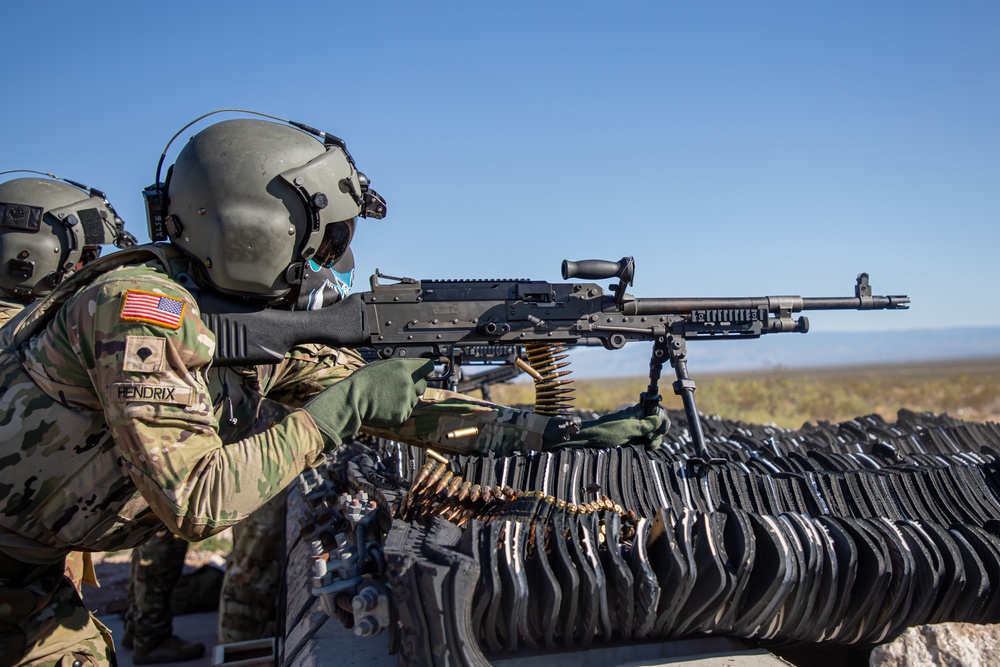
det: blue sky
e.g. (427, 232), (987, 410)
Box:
(5, 1), (999, 336)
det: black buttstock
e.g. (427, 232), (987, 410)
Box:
(201, 293), (368, 366)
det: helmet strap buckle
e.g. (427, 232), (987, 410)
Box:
(285, 261), (305, 286)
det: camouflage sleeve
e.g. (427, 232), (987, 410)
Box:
(262, 344), (365, 408)
(361, 387), (551, 454)
(64, 271), (328, 539)
(264, 347), (548, 455)
(0, 296), (26, 328)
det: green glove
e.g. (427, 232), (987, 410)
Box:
(542, 404), (668, 450)
(302, 358), (435, 447)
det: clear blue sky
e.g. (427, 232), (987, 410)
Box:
(5, 1), (998, 335)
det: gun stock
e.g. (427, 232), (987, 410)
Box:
(199, 292), (368, 365)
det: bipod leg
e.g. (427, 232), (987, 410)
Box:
(638, 336), (666, 418)
(666, 335), (724, 467)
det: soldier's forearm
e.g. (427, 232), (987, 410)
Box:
(360, 388), (550, 455)
(138, 410), (326, 538)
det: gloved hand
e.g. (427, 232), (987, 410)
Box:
(302, 358), (435, 447)
(542, 404), (668, 450)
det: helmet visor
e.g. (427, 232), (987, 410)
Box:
(314, 219), (354, 266)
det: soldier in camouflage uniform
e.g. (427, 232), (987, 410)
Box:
(0, 114), (665, 667)
(0, 298), (23, 326)
(122, 529), (195, 662)
(123, 256), (357, 662)
(215, 254), (358, 647)
(0, 172), (135, 646)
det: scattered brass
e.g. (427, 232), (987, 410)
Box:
(425, 449), (450, 464)
(446, 426), (480, 439)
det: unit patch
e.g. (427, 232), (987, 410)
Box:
(108, 382), (193, 406)
(124, 335), (166, 373)
(120, 290), (186, 329)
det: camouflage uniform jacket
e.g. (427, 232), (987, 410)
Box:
(0, 293), (29, 328)
(0, 246), (549, 566)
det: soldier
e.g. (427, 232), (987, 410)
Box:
(216, 254), (356, 648)
(0, 170), (135, 326)
(122, 257), (356, 664)
(121, 529), (199, 664)
(0, 170), (135, 626)
(0, 113), (665, 667)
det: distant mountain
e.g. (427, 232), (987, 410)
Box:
(559, 327), (1000, 379)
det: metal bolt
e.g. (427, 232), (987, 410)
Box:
(354, 617), (377, 637)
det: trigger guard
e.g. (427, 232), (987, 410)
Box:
(428, 358), (452, 382)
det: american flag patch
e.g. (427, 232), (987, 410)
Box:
(120, 290), (186, 329)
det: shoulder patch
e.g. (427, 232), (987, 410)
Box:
(120, 290), (186, 330)
(124, 335), (166, 373)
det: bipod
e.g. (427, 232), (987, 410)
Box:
(640, 334), (724, 469)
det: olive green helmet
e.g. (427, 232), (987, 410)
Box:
(0, 172), (135, 298)
(151, 114), (385, 298)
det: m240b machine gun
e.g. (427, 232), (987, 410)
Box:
(359, 343), (529, 400)
(198, 257), (909, 458)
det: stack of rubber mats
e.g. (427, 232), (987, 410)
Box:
(317, 411), (1000, 665)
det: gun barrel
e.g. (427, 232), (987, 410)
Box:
(624, 294), (909, 316)
(800, 295), (910, 310)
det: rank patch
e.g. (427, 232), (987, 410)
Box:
(120, 290), (186, 329)
(124, 335), (166, 373)
(107, 383), (194, 406)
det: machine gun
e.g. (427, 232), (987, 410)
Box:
(198, 257), (909, 460)
(359, 343), (528, 400)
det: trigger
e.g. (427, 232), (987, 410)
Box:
(429, 358), (452, 382)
